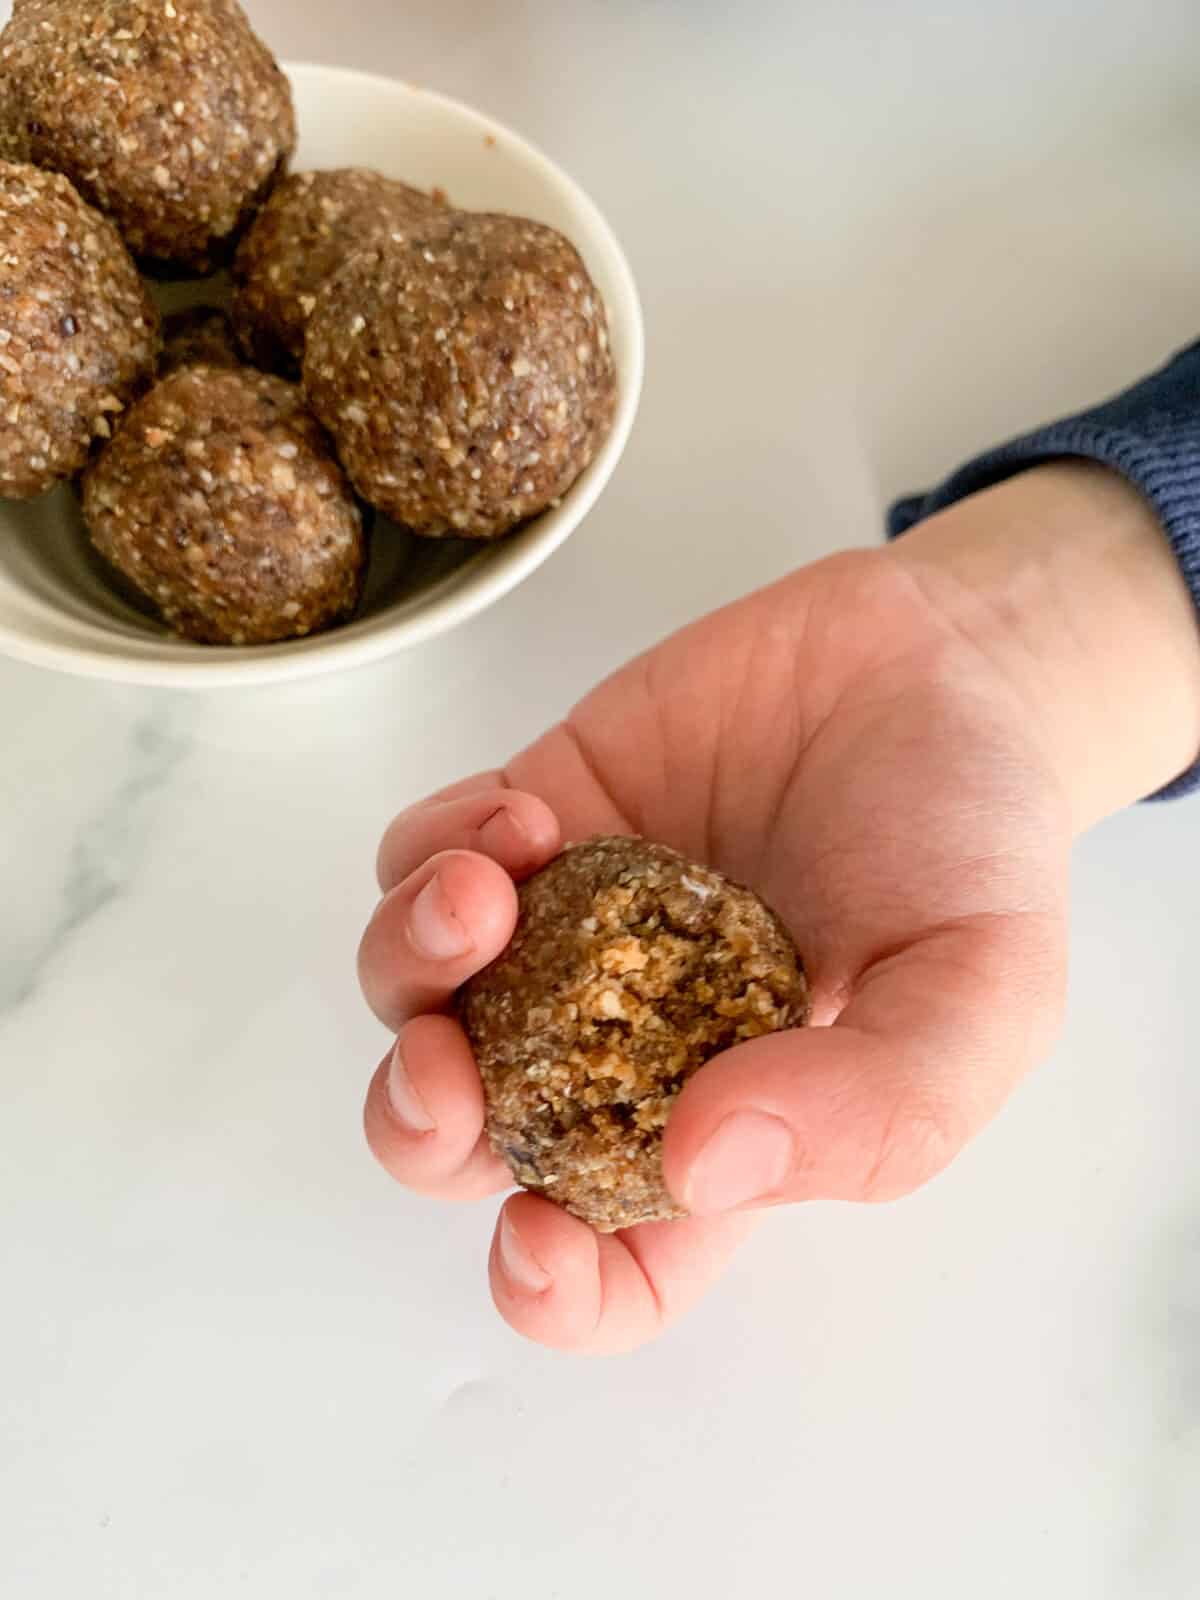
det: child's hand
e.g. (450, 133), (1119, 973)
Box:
(358, 462), (1200, 1352)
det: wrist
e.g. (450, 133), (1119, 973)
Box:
(888, 461), (1200, 831)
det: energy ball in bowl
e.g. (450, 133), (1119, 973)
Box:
(232, 168), (440, 376)
(0, 162), (158, 500)
(158, 306), (241, 376)
(0, 0), (296, 273)
(81, 366), (365, 645)
(304, 211), (617, 538)
(459, 837), (809, 1231)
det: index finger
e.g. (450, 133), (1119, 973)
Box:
(377, 786), (560, 895)
(358, 849), (519, 1032)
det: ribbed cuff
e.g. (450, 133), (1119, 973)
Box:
(888, 341), (1200, 800)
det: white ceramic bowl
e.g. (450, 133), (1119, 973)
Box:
(0, 63), (643, 688)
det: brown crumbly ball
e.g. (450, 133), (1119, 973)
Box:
(459, 838), (809, 1231)
(0, 0), (296, 272)
(159, 306), (240, 375)
(231, 168), (440, 376)
(81, 365), (366, 644)
(303, 211), (617, 539)
(0, 161), (158, 499)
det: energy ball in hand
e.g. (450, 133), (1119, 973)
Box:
(304, 210), (617, 538)
(158, 306), (241, 377)
(232, 168), (440, 376)
(459, 837), (809, 1231)
(0, 162), (158, 499)
(0, 0), (296, 272)
(82, 366), (365, 645)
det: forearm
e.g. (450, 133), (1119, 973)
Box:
(889, 462), (1200, 832)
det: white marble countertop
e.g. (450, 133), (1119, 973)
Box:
(2, 1), (1198, 1595)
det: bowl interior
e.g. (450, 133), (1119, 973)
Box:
(0, 62), (642, 686)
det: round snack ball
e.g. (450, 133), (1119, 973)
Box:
(159, 306), (241, 376)
(0, 161), (158, 499)
(459, 837), (810, 1231)
(0, 0), (296, 272)
(81, 366), (366, 645)
(232, 168), (440, 376)
(303, 211), (617, 539)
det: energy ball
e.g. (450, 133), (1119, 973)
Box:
(303, 210), (617, 538)
(459, 837), (810, 1231)
(81, 365), (366, 645)
(0, 0), (296, 272)
(159, 306), (241, 375)
(0, 161), (158, 499)
(232, 168), (440, 376)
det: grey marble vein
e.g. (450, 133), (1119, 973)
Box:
(0, 704), (189, 1016)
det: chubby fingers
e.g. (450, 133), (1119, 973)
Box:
(362, 787), (562, 1032)
(360, 789), (563, 1197)
(358, 848), (522, 1032)
(376, 787), (560, 894)
(363, 1013), (511, 1201)
(488, 1192), (757, 1355)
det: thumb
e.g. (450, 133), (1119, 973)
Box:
(661, 911), (1066, 1214)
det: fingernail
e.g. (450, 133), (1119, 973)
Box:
(497, 1212), (552, 1296)
(385, 1042), (436, 1134)
(477, 805), (531, 861)
(409, 872), (473, 961)
(684, 1110), (795, 1215)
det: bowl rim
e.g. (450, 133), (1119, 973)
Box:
(0, 61), (645, 690)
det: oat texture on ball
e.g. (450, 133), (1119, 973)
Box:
(0, 161), (158, 499)
(460, 838), (809, 1231)
(232, 168), (440, 376)
(304, 210), (617, 539)
(0, 0), (296, 272)
(82, 366), (365, 645)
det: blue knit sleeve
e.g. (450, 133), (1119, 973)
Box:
(888, 341), (1200, 800)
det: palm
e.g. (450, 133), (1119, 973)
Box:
(513, 549), (1067, 1051)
